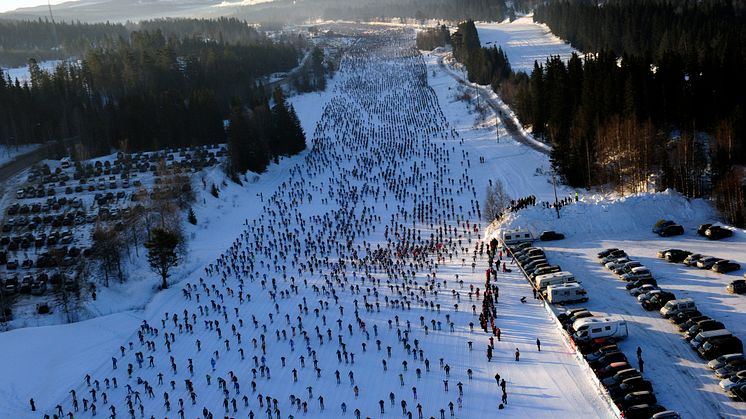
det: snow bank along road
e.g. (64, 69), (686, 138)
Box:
(10, 30), (615, 418)
(501, 192), (746, 418)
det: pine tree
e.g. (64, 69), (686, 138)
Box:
(144, 228), (180, 290)
(187, 207), (197, 225)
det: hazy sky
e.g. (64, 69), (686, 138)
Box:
(0, 0), (78, 13)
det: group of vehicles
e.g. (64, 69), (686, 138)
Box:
(601, 247), (746, 401)
(598, 248), (676, 312)
(656, 248), (744, 293)
(505, 233), (588, 305)
(555, 309), (676, 418)
(653, 220), (734, 240)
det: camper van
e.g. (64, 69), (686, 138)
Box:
(659, 298), (697, 318)
(546, 283), (588, 304)
(572, 317), (628, 342)
(500, 229), (533, 246)
(535, 271), (577, 292)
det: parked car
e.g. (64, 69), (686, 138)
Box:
(684, 320), (725, 341)
(727, 280), (746, 294)
(706, 225), (734, 240)
(712, 260), (741, 274)
(696, 256), (724, 269)
(598, 248), (620, 259)
(659, 224), (684, 237)
(589, 351), (628, 370)
(625, 277), (657, 291)
(719, 370), (746, 392)
(619, 391), (657, 410)
(621, 267), (654, 282)
(697, 223), (713, 236)
(665, 249), (692, 263)
(622, 404), (667, 419)
(613, 261), (643, 276)
(605, 257), (631, 271)
(594, 361), (631, 379)
(608, 376), (653, 399)
(678, 315), (711, 332)
(683, 253), (706, 267)
(651, 411), (681, 419)
(630, 284), (659, 297)
(539, 231), (565, 241)
(585, 344), (620, 363)
(715, 359), (746, 379)
(601, 251), (628, 265)
(652, 220), (676, 234)
(709, 353), (744, 371)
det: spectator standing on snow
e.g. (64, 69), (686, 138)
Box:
(536, 339), (541, 351)
(514, 348), (520, 361)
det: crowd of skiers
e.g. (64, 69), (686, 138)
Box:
(29, 31), (539, 419)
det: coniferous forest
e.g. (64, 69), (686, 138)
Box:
(0, 18), (313, 174)
(445, 2), (746, 226)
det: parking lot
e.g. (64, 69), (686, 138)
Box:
(0, 145), (226, 323)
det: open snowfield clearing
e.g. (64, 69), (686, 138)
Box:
(0, 29), (614, 419)
(475, 15), (579, 73)
(499, 192), (746, 417)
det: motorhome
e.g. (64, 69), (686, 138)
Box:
(535, 271), (577, 292)
(572, 317), (628, 342)
(500, 229), (533, 246)
(546, 283), (588, 304)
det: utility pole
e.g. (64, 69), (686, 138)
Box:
(495, 113), (500, 143)
(48, 0), (59, 49)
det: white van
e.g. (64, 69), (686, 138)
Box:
(500, 229), (533, 246)
(535, 271), (576, 292)
(572, 317), (628, 342)
(659, 298), (697, 318)
(547, 283), (588, 304)
(690, 329), (732, 349)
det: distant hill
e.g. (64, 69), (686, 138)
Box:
(0, 0), (254, 23)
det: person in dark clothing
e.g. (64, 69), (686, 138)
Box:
(536, 338), (541, 351)
(514, 348), (520, 361)
(638, 357), (644, 373)
(29, 398), (36, 411)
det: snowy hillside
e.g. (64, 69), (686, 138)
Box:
(476, 15), (579, 73)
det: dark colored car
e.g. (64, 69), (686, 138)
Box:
(697, 223), (713, 236)
(626, 277), (657, 290)
(622, 404), (667, 419)
(653, 220), (676, 234)
(670, 310), (703, 326)
(705, 225), (734, 240)
(597, 248), (620, 259)
(595, 361), (630, 379)
(609, 377), (653, 400)
(665, 249), (691, 263)
(727, 280), (746, 294)
(589, 351), (628, 370)
(539, 231), (565, 241)
(712, 260), (741, 274)
(642, 291), (676, 311)
(659, 224), (684, 237)
(677, 315), (711, 332)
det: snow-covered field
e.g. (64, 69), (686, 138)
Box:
(0, 30), (616, 419)
(475, 15), (579, 73)
(497, 192), (746, 417)
(1, 60), (65, 85)
(0, 143), (40, 167)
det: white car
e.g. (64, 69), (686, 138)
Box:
(621, 267), (653, 282)
(719, 371), (746, 391)
(630, 284), (658, 297)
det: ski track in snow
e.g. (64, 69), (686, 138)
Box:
(0, 30), (616, 419)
